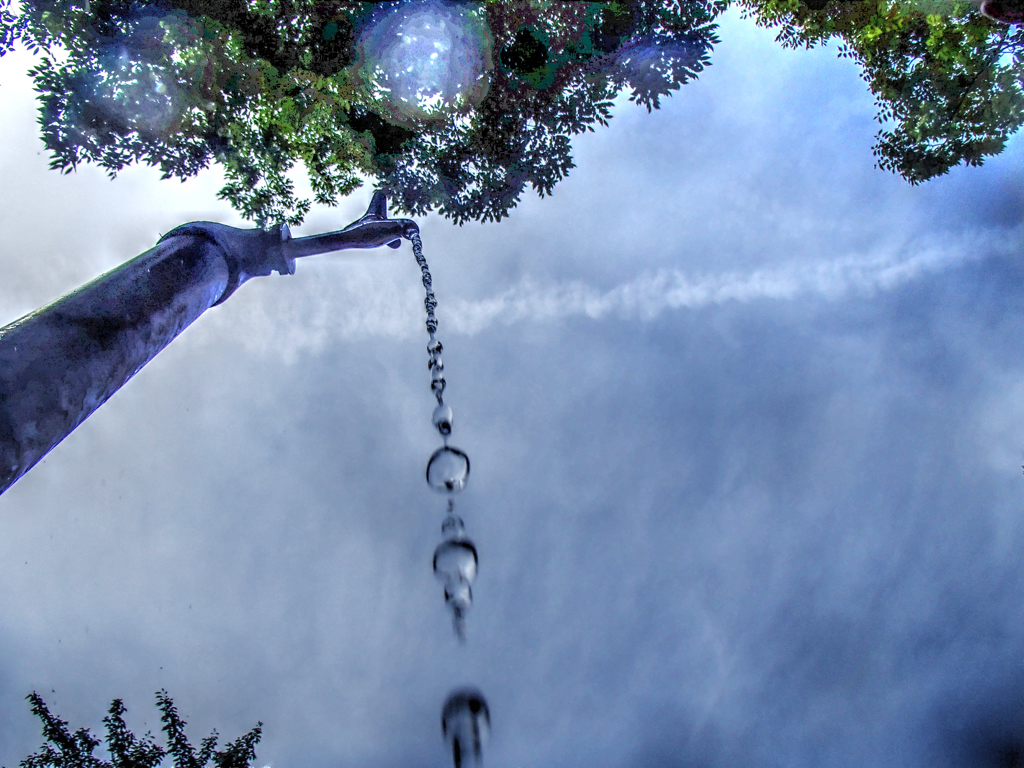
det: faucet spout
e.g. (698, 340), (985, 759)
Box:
(284, 191), (419, 259)
(157, 191), (420, 305)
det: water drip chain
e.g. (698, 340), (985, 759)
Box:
(408, 231), (488, 747)
(410, 231), (476, 642)
(412, 232), (445, 405)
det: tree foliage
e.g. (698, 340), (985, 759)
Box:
(380, 0), (724, 221)
(0, 0), (723, 226)
(0, 0), (18, 56)
(1, 0), (1020, 223)
(16, 691), (262, 768)
(738, 0), (1024, 182)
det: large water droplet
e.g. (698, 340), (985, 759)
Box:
(433, 403), (453, 436)
(434, 536), (477, 639)
(427, 447), (469, 492)
(442, 688), (490, 768)
(434, 539), (478, 584)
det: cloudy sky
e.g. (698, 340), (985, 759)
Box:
(1, 7), (1024, 768)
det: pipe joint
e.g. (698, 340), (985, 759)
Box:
(158, 222), (293, 305)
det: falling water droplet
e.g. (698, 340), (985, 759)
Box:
(434, 539), (478, 583)
(433, 403), (453, 436)
(442, 688), (490, 768)
(441, 513), (464, 539)
(434, 536), (477, 639)
(427, 446), (469, 492)
(446, 583), (472, 639)
(431, 367), (446, 395)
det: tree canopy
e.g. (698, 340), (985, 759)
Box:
(0, 0), (723, 226)
(0, 0), (1021, 226)
(17, 691), (261, 768)
(738, 0), (1024, 182)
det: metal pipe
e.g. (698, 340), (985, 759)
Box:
(0, 193), (417, 495)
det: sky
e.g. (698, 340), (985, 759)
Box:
(1, 7), (1024, 768)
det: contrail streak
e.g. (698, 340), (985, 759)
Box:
(444, 229), (1010, 335)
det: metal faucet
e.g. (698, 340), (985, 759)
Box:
(161, 191), (418, 304)
(0, 193), (419, 496)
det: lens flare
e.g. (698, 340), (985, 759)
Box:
(352, 0), (493, 129)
